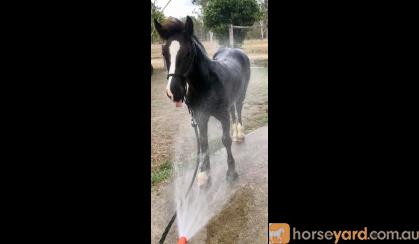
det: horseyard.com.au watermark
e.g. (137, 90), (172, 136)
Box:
(269, 223), (419, 243)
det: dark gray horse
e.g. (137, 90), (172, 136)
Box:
(154, 16), (250, 186)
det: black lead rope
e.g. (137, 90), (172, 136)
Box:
(159, 41), (198, 243)
(158, 213), (176, 244)
(159, 111), (200, 244)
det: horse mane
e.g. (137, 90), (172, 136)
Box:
(192, 35), (208, 56)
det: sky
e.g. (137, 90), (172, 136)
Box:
(154, 0), (200, 19)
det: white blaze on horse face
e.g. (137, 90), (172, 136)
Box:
(166, 40), (180, 99)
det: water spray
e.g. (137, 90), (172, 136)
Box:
(159, 110), (238, 243)
(159, 114), (200, 244)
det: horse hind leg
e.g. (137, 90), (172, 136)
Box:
(236, 100), (245, 142)
(230, 104), (239, 142)
(235, 74), (249, 143)
(236, 73), (250, 142)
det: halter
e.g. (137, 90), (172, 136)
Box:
(166, 40), (197, 81)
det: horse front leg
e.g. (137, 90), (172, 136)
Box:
(218, 111), (239, 183)
(196, 113), (211, 187)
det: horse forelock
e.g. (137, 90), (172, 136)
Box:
(159, 17), (184, 39)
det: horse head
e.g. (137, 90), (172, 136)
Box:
(154, 16), (196, 107)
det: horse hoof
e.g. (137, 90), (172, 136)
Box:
(226, 170), (239, 183)
(232, 136), (239, 142)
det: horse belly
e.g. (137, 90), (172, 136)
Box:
(221, 65), (247, 102)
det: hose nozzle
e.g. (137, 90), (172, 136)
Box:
(177, 236), (187, 244)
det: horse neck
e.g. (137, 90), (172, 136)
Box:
(187, 39), (212, 89)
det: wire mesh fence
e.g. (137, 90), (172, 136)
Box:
(151, 21), (267, 47)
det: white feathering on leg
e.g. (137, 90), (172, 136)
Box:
(237, 123), (245, 140)
(232, 123), (238, 141)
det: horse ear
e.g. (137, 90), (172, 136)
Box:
(184, 16), (194, 38)
(154, 18), (165, 39)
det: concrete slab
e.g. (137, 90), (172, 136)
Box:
(151, 126), (268, 244)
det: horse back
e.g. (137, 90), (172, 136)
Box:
(211, 48), (250, 103)
(213, 48), (250, 75)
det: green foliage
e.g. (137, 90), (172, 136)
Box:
(192, 0), (210, 7)
(180, 16), (207, 41)
(151, 2), (165, 43)
(203, 0), (262, 47)
(151, 160), (172, 186)
(260, 0), (268, 36)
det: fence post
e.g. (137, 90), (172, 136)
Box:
(229, 24), (234, 47)
(260, 20), (264, 39)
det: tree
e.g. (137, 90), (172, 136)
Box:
(192, 0), (210, 7)
(180, 16), (209, 41)
(202, 0), (261, 47)
(260, 0), (268, 38)
(151, 1), (165, 43)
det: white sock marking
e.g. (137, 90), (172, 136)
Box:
(237, 123), (244, 138)
(232, 122), (238, 138)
